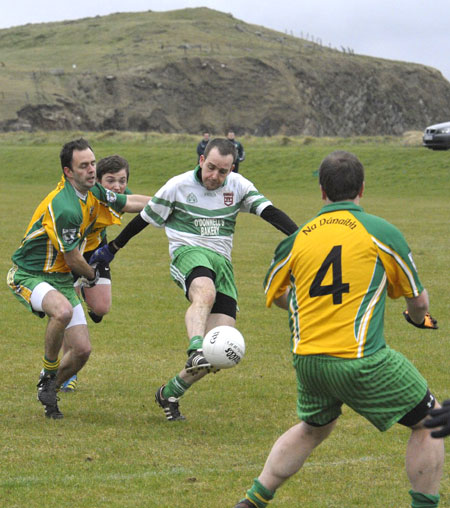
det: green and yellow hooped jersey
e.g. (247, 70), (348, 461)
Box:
(12, 177), (127, 273)
(84, 186), (133, 253)
(264, 202), (423, 358)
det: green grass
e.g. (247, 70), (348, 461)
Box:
(0, 133), (449, 507)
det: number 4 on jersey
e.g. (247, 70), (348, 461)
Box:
(309, 245), (349, 304)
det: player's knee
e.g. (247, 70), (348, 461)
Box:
(51, 303), (73, 327)
(80, 347), (91, 363)
(191, 283), (216, 307)
(186, 268), (217, 307)
(83, 284), (111, 316)
(89, 301), (110, 316)
(200, 288), (216, 307)
(73, 343), (92, 363)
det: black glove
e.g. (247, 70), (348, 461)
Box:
(425, 399), (450, 438)
(403, 310), (438, 329)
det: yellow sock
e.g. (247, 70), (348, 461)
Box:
(42, 355), (60, 375)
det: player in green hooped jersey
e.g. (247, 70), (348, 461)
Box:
(60, 154), (137, 393)
(234, 151), (443, 508)
(89, 137), (298, 421)
(7, 139), (149, 419)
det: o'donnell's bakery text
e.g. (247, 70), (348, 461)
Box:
(195, 218), (225, 236)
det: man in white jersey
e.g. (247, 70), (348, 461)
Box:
(90, 138), (298, 420)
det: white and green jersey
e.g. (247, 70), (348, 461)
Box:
(141, 166), (272, 260)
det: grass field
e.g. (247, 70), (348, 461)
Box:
(0, 132), (448, 507)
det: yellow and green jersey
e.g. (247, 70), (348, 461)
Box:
(84, 187), (132, 252)
(12, 177), (127, 273)
(264, 202), (423, 358)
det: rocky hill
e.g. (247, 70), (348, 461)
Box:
(1, 8), (449, 136)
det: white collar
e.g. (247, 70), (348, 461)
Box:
(74, 188), (88, 201)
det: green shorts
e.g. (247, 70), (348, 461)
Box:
(7, 264), (82, 317)
(169, 245), (238, 302)
(293, 346), (428, 431)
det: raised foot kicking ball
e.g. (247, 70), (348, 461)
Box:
(202, 326), (246, 369)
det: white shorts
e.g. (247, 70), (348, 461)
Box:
(31, 282), (87, 328)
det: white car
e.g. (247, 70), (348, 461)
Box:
(423, 121), (450, 150)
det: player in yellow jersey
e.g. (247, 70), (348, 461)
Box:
(234, 151), (443, 508)
(7, 139), (149, 419)
(60, 154), (136, 392)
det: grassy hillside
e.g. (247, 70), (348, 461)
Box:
(1, 8), (449, 135)
(0, 133), (449, 507)
(0, 8), (323, 119)
(0, 8), (314, 69)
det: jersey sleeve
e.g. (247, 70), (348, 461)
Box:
(365, 216), (423, 299)
(90, 183), (127, 212)
(237, 176), (272, 215)
(140, 179), (176, 227)
(263, 233), (297, 307)
(46, 199), (83, 253)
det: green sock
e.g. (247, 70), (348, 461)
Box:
(162, 375), (191, 399)
(243, 478), (274, 508)
(42, 355), (59, 375)
(187, 335), (203, 355)
(409, 490), (440, 507)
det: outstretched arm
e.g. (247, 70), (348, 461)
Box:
(260, 205), (298, 236)
(109, 213), (149, 251)
(89, 214), (150, 265)
(122, 194), (151, 213)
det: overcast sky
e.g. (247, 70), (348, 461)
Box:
(2, 0), (449, 82)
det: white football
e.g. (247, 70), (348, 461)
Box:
(202, 326), (246, 369)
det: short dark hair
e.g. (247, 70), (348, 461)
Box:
(319, 151), (364, 202)
(96, 155), (129, 181)
(60, 138), (92, 171)
(204, 138), (237, 162)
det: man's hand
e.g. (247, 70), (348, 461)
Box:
(89, 244), (116, 266)
(403, 310), (438, 329)
(425, 399), (450, 438)
(79, 266), (100, 288)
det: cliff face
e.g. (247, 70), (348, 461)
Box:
(1, 9), (449, 135)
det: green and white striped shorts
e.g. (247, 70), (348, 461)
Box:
(169, 245), (238, 302)
(293, 346), (428, 431)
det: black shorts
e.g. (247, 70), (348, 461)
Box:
(185, 266), (237, 319)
